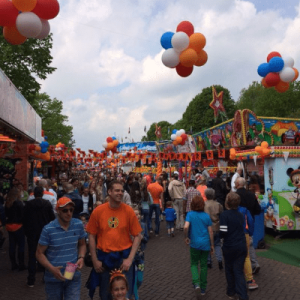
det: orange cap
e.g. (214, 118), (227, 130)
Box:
(56, 197), (75, 210)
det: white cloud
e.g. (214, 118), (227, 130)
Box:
(38, 0), (300, 150)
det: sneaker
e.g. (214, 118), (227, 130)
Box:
(218, 261), (223, 270)
(248, 279), (258, 290)
(194, 285), (201, 298)
(180, 228), (184, 231)
(226, 294), (236, 299)
(149, 230), (153, 234)
(252, 265), (260, 274)
(171, 233), (175, 237)
(201, 288), (206, 295)
(27, 282), (34, 288)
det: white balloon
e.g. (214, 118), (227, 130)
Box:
(280, 67), (295, 82)
(36, 19), (50, 40)
(283, 56), (294, 68)
(16, 12), (42, 38)
(171, 134), (177, 140)
(102, 142), (108, 148)
(180, 129), (186, 135)
(176, 130), (181, 137)
(162, 48), (180, 68)
(171, 32), (190, 52)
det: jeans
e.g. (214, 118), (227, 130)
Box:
(166, 221), (175, 230)
(190, 247), (209, 290)
(27, 234), (40, 283)
(173, 199), (184, 229)
(149, 204), (160, 234)
(207, 231), (222, 264)
(45, 271), (81, 300)
(141, 209), (150, 233)
(223, 246), (248, 300)
(249, 236), (260, 269)
(8, 227), (25, 266)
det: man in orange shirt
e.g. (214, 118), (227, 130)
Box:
(147, 176), (164, 236)
(86, 180), (142, 300)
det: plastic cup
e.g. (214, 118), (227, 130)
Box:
(64, 262), (78, 280)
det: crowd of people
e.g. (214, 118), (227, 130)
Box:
(0, 163), (263, 300)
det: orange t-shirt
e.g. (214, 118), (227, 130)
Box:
(86, 202), (142, 252)
(197, 185), (207, 201)
(147, 182), (163, 204)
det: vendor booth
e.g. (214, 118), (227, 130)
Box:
(0, 68), (43, 193)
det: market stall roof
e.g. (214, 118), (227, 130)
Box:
(0, 68), (42, 143)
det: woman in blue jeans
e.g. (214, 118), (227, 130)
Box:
(140, 179), (153, 235)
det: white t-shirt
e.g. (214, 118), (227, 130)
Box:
(231, 172), (240, 192)
(82, 195), (89, 214)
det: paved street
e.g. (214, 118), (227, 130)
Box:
(1, 221), (300, 300)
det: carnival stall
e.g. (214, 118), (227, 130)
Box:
(0, 68), (43, 192)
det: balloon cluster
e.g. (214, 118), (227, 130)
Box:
(160, 21), (208, 77)
(255, 141), (271, 156)
(0, 0), (60, 45)
(55, 142), (65, 150)
(40, 136), (49, 153)
(102, 137), (119, 153)
(257, 51), (299, 93)
(171, 129), (187, 146)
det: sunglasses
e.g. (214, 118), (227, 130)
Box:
(61, 208), (74, 213)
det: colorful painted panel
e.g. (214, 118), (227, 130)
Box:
(261, 158), (300, 231)
(193, 120), (233, 151)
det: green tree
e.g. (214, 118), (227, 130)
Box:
(236, 81), (300, 118)
(0, 28), (56, 104)
(142, 121), (172, 141)
(179, 85), (236, 134)
(34, 93), (75, 147)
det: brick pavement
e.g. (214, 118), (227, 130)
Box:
(0, 221), (300, 300)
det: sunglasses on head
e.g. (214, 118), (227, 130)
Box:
(61, 208), (74, 213)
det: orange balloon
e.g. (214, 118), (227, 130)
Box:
(255, 146), (262, 153)
(261, 78), (271, 88)
(173, 140), (178, 146)
(179, 48), (198, 67)
(106, 143), (114, 151)
(230, 148), (236, 154)
(261, 141), (268, 148)
(189, 33), (206, 53)
(293, 68), (299, 81)
(262, 148), (270, 156)
(176, 136), (183, 144)
(12, 0), (37, 12)
(113, 140), (119, 147)
(275, 81), (289, 93)
(230, 154), (236, 160)
(194, 50), (208, 67)
(3, 26), (27, 45)
(35, 145), (41, 151)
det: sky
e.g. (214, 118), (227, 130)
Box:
(39, 0), (300, 151)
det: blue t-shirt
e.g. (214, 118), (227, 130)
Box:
(186, 211), (212, 251)
(39, 218), (87, 282)
(163, 208), (177, 222)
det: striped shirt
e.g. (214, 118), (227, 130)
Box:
(39, 218), (86, 282)
(185, 187), (201, 212)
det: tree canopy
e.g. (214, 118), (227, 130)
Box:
(0, 28), (56, 104)
(236, 81), (300, 118)
(34, 93), (75, 147)
(143, 85), (236, 141)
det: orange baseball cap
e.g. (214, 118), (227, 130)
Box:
(56, 197), (75, 210)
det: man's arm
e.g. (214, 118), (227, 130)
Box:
(184, 221), (190, 245)
(36, 244), (65, 281)
(208, 226), (214, 254)
(121, 233), (142, 271)
(76, 238), (86, 270)
(88, 233), (104, 273)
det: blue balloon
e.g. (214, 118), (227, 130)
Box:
(172, 129), (177, 134)
(257, 63), (270, 77)
(112, 137), (116, 140)
(160, 32), (174, 50)
(269, 57), (284, 72)
(44, 136), (48, 140)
